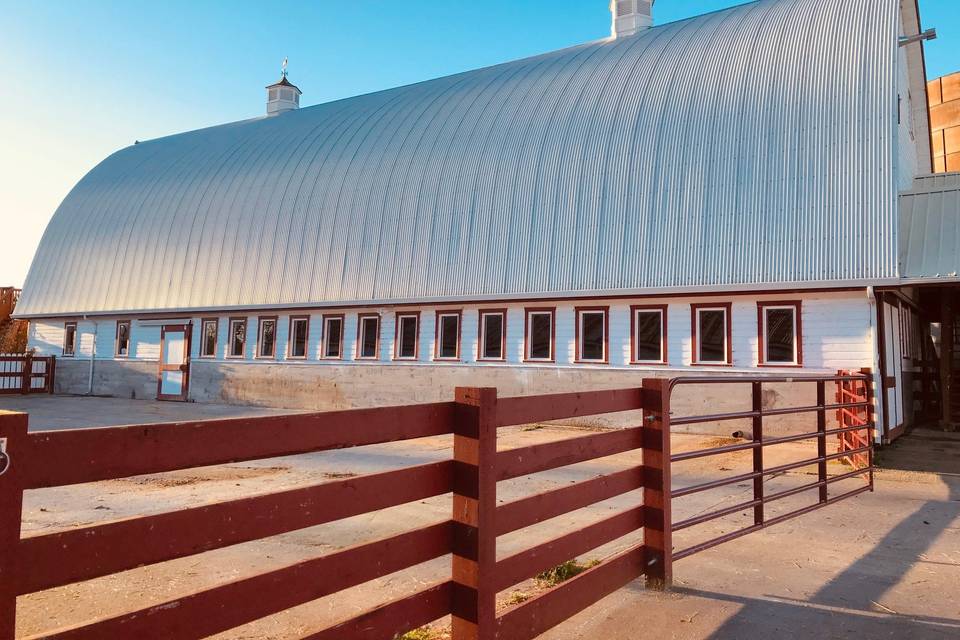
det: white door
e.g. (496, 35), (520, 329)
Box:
(158, 324), (191, 401)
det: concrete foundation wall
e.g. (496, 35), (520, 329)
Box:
(189, 361), (836, 436)
(55, 358), (158, 400)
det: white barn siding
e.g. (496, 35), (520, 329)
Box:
(27, 291), (875, 373)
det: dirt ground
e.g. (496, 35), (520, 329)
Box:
(2, 395), (959, 639)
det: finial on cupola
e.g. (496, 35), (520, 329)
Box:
(266, 57), (302, 116)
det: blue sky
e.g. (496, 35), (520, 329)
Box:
(0, 0), (957, 286)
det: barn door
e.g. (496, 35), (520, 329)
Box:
(157, 324), (191, 401)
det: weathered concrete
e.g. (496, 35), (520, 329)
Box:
(190, 361), (837, 436)
(0, 394), (293, 432)
(53, 358), (158, 400)
(44, 359), (845, 437)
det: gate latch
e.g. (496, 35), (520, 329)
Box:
(0, 438), (9, 477)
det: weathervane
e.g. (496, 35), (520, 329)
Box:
(281, 57), (288, 79)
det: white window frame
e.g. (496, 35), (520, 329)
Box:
(63, 321), (77, 357)
(525, 310), (554, 362)
(479, 311), (506, 361)
(228, 318), (247, 359)
(115, 320), (131, 358)
(321, 315), (345, 360)
(633, 308), (666, 364)
(356, 315), (381, 360)
(394, 313), (420, 360)
(287, 316), (309, 359)
(256, 317), (278, 359)
(434, 311), (461, 361)
(695, 306), (730, 364)
(761, 304), (799, 365)
(576, 308), (608, 363)
(200, 319), (218, 358)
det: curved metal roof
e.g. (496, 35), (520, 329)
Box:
(17, 0), (900, 317)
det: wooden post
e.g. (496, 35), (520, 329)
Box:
(0, 412), (28, 639)
(941, 295), (954, 428)
(641, 378), (672, 590)
(19, 354), (32, 395)
(816, 381), (828, 503)
(47, 356), (56, 394)
(451, 387), (497, 640)
(751, 382), (764, 524)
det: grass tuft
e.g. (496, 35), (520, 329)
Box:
(534, 558), (600, 587)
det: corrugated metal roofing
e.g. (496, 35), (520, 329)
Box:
(16, 0), (901, 317)
(899, 172), (960, 279)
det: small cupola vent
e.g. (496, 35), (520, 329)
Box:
(266, 58), (302, 116)
(610, 0), (654, 39)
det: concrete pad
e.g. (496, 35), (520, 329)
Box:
(0, 394), (295, 431)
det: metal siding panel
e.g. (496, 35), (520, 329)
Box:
(16, 0), (901, 317)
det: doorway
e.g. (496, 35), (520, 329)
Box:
(157, 324), (191, 401)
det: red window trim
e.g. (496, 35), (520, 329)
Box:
(690, 303), (732, 366)
(433, 309), (463, 361)
(757, 301), (803, 367)
(630, 304), (668, 365)
(114, 320), (131, 358)
(199, 317), (218, 359)
(62, 321), (77, 357)
(523, 307), (556, 363)
(574, 306), (610, 364)
(355, 313), (381, 360)
(477, 308), (508, 362)
(394, 311), (421, 360)
(286, 315), (310, 360)
(255, 315), (279, 360)
(226, 317), (247, 359)
(320, 313), (346, 360)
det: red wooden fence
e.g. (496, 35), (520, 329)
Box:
(0, 375), (874, 639)
(0, 385), (666, 640)
(0, 355), (55, 395)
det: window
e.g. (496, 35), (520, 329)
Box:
(288, 316), (309, 359)
(394, 313), (420, 360)
(479, 310), (506, 361)
(257, 317), (278, 359)
(199, 319), (218, 358)
(576, 307), (608, 363)
(357, 314), (381, 359)
(758, 302), (802, 366)
(692, 304), (731, 364)
(322, 315), (344, 359)
(524, 308), (555, 362)
(63, 321), (77, 357)
(632, 305), (667, 364)
(115, 320), (131, 357)
(228, 318), (247, 358)
(435, 311), (461, 360)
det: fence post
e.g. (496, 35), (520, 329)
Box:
(451, 387), (498, 640)
(47, 356), (56, 394)
(642, 378), (672, 590)
(751, 381), (764, 525)
(0, 412), (28, 639)
(861, 367), (875, 491)
(816, 380), (827, 503)
(19, 353), (33, 395)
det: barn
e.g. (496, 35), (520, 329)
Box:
(14, 0), (956, 441)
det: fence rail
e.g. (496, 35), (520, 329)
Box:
(0, 354), (55, 395)
(0, 373), (875, 639)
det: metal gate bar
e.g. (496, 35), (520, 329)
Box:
(667, 373), (875, 562)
